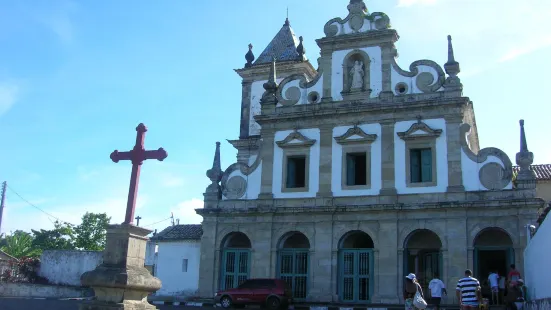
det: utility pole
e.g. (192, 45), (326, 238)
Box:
(0, 182), (6, 234)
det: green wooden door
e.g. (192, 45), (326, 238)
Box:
(278, 250), (309, 300)
(221, 249), (250, 290)
(339, 249), (373, 303)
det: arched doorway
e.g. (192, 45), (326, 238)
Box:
(473, 228), (514, 281)
(277, 232), (310, 300)
(220, 232), (252, 290)
(338, 230), (375, 303)
(403, 229), (443, 294)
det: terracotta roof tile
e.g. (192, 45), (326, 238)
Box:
(150, 224), (202, 241)
(512, 164), (551, 181)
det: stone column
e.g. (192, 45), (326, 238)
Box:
(251, 215), (273, 278)
(317, 125), (334, 197)
(310, 220), (333, 302)
(239, 81), (253, 139)
(377, 221), (399, 303)
(380, 121), (398, 195)
(80, 224), (161, 310)
(331, 250), (339, 302)
(445, 117), (465, 192)
(197, 218), (218, 298)
(446, 215), (468, 299)
(320, 50), (333, 102)
(258, 128), (275, 199)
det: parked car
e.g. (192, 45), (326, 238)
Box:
(215, 278), (293, 309)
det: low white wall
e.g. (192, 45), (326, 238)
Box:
(156, 241), (200, 296)
(524, 217), (551, 301)
(39, 250), (103, 286)
(0, 283), (93, 298)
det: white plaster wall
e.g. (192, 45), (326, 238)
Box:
(222, 155), (262, 200)
(249, 78), (284, 136)
(524, 219), (551, 301)
(394, 118), (449, 194)
(331, 123), (382, 196)
(145, 241), (157, 266)
(273, 128), (320, 198)
(461, 150), (513, 191)
(390, 64), (443, 95)
(39, 250), (103, 286)
(277, 75), (324, 107)
(331, 46), (382, 101)
(156, 241), (201, 296)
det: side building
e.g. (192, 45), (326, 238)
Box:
(196, 0), (545, 304)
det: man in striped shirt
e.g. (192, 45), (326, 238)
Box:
(456, 269), (481, 309)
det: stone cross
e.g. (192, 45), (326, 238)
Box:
(110, 123), (168, 225)
(135, 216), (142, 226)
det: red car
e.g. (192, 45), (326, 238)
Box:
(215, 279), (293, 309)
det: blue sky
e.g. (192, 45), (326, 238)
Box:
(1, 0), (550, 234)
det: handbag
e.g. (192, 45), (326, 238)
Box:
(413, 284), (428, 309)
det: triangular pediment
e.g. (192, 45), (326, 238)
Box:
(334, 125), (378, 145)
(397, 120), (443, 141)
(276, 130), (316, 149)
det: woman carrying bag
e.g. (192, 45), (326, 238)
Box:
(404, 273), (428, 310)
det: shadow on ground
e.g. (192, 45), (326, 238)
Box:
(0, 298), (180, 310)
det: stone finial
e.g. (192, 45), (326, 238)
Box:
(348, 0), (367, 14)
(245, 43), (255, 68)
(297, 36), (306, 61)
(443, 35), (463, 92)
(284, 17), (290, 27)
(515, 119), (536, 188)
(260, 57), (278, 105)
(205, 142), (223, 199)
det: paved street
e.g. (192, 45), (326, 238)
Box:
(0, 298), (198, 310)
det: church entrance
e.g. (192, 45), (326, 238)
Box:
(277, 232), (310, 300)
(473, 228), (514, 292)
(338, 231), (375, 303)
(220, 232), (252, 290)
(403, 229), (443, 296)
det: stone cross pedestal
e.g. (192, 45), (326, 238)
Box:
(80, 224), (161, 310)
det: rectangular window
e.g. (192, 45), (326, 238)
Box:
(410, 148), (433, 183)
(182, 259), (188, 273)
(346, 152), (367, 186)
(286, 156), (307, 188)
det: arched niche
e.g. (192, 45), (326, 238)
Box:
(404, 229), (443, 250)
(277, 231), (311, 300)
(221, 232), (252, 249)
(337, 230), (375, 303)
(403, 229), (443, 294)
(278, 231), (311, 249)
(342, 49), (372, 94)
(339, 230), (375, 249)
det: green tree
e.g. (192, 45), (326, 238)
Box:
(31, 221), (75, 252)
(1, 230), (41, 258)
(74, 212), (111, 251)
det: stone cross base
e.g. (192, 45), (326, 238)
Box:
(80, 224), (161, 310)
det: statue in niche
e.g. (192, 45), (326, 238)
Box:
(349, 60), (364, 90)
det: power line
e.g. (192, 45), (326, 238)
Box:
(142, 216), (172, 228)
(6, 184), (74, 226)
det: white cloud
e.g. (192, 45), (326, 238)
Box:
(172, 198), (203, 225)
(397, 0), (437, 7)
(0, 82), (18, 116)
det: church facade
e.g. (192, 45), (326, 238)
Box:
(196, 0), (545, 304)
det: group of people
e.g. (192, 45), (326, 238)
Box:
(403, 264), (528, 310)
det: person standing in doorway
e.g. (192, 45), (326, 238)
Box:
(498, 272), (506, 304)
(456, 269), (481, 309)
(428, 274), (447, 310)
(508, 264), (521, 286)
(488, 270), (499, 305)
